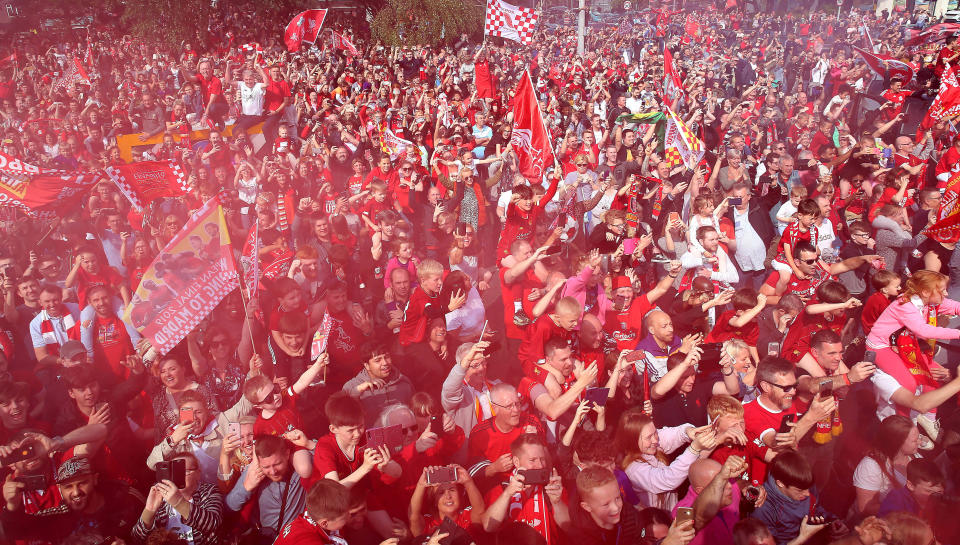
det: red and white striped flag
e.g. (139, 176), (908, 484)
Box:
(484, 0), (539, 45)
(283, 9), (327, 52)
(331, 31), (358, 57)
(918, 64), (960, 140)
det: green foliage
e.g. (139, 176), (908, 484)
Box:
(121, 0), (214, 47)
(370, 0), (484, 46)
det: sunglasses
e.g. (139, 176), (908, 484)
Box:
(766, 381), (797, 393)
(801, 258), (817, 265)
(253, 385), (281, 406)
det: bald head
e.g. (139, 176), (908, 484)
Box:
(689, 458), (722, 492)
(580, 313), (603, 349)
(646, 309), (674, 344)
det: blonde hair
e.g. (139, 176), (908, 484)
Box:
(899, 270), (947, 305)
(707, 394), (744, 420)
(417, 259), (444, 283)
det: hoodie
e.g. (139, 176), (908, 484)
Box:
(752, 476), (830, 545)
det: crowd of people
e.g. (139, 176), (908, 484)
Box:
(0, 0), (959, 544)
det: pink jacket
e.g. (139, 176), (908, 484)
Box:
(559, 266), (613, 325)
(866, 296), (960, 348)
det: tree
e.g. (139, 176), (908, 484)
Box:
(120, 0), (214, 48)
(370, 0), (483, 46)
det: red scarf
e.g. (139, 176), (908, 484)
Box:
(39, 306), (80, 355)
(504, 475), (555, 544)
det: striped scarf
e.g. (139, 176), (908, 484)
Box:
(39, 307), (80, 355)
(276, 190), (294, 233)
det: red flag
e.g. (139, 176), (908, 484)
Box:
(51, 57), (90, 94)
(331, 31), (358, 57)
(684, 15), (700, 38)
(239, 221), (260, 299)
(0, 152), (99, 218)
(852, 46), (914, 84)
(0, 53), (15, 69)
(924, 209), (960, 243)
(918, 64), (960, 140)
(663, 47), (685, 102)
(284, 9), (327, 52)
(906, 23), (960, 46)
(104, 160), (189, 212)
(509, 71), (554, 181)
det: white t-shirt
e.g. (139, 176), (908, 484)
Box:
(776, 201), (798, 234)
(446, 287), (485, 338)
(869, 367), (937, 423)
(237, 82), (266, 116)
(853, 456), (906, 497)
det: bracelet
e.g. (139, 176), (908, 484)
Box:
(842, 373), (851, 386)
(688, 445), (701, 455)
(722, 369), (734, 376)
(668, 274), (678, 278)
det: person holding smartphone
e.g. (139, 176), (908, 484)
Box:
(133, 452), (224, 545)
(409, 464), (485, 538)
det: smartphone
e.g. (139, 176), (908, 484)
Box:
(767, 342), (780, 357)
(778, 414), (797, 434)
(155, 459), (187, 488)
(519, 468), (551, 486)
(668, 211), (681, 225)
(544, 243), (563, 256)
(819, 379), (834, 398)
(863, 350), (877, 364)
(676, 506), (695, 526)
(624, 350), (645, 363)
(365, 425), (404, 452)
(430, 415), (446, 437)
(1, 443), (36, 466)
(426, 465), (458, 485)
(614, 294), (627, 310)
(584, 387), (610, 406)
(14, 474), (47, 490)
(179, 407), (196, 426)
(728, 197), (743, 206)
(227, 422), (241, 438)
(623, 238), (639, 255)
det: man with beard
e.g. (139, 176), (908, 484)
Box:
(79, 285), (141, 382)
(323, 281), (373, 385)
(1, 455), (143, 542)
(343, 343), (414, 426)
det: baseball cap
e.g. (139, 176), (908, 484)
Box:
(59, 341), (87, 362)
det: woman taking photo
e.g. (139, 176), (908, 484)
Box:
(147, 355), (217, 441)
(613, 408), (721, 510)
(409, 464), (485, 539)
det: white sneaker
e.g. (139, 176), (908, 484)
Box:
(918, 414), (941, 442)
(919, 434), (935, 451)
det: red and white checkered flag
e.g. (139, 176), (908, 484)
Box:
(484, 0), (539, 45)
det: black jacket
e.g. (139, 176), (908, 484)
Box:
(568, 500), (646, 545)
(726, 201), (775, 250)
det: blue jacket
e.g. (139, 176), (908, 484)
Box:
(752, 476), (830, 545)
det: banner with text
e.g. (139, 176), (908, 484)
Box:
(125, 197), (239, 355)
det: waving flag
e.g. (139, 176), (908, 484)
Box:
(284, 9), (327, 52)
(664, 106), (704, 170)
(125, 197), (239, 355)
(378, 125), (418, 162)
(907, 23), (960, 46)
(104, 160), (189, 212)
(0, 152), (99, 218)
(924, 210), (960, 243)
(331, 31), (358, 57)
(510, 71), (554, 181)
(663, 47), (685, 103)
(918, 64), (960, 139)
(51, 57), (90, 94)
(239, 221), (260, 299)
(853, 46), (914, 84)
(484, 0), (539, 45)
(0, 53), (16, 70)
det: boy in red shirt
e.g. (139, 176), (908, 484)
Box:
(65, 247), (130, 309)
(861, 270), (900, 335)
(398, 259), (465, 346)
(706, 288), (767, 363)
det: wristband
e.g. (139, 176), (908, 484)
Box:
(722, 369), (734, 376)
(842, 373), (851, 386)
(668, 274), (678, 278)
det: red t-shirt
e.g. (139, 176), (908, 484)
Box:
(92, 313), (134, 380)
(706, 308), (760, 345)
(254, 390), (302, 438)
(603, 294), (653, 351)
(499, 267), (544, 340)
(517, 315), (572, 375)
(196, 73), (225, 104)
(467, 414), (544, 467)
(763, 263), (833, 301)
(264, 76), (292, 113)
(710, 440), (769, 485)
(743, 397), (797, 479)
(861, 292), (892, 335)
(781, 307), (846, 363)
(399, 286), (440, 346)
(76, 266), (124, 309)
(309, 433), (364, 490)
